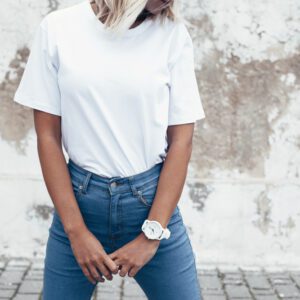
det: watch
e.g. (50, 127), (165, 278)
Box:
(141, 219), (171, 240)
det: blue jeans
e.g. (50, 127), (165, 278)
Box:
(42, 158), (201, 300)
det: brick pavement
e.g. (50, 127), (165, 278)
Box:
(0, 258), (300, 299)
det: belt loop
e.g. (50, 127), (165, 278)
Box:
(81, 172), (92, 194)
(128, 176), (138, 196)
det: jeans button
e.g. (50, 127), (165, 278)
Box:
(110, 182), (117, 188)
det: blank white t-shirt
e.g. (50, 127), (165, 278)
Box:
(13, 0), (206, 177)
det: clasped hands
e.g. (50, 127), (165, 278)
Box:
(69, 227), (160, 285)
(108, 232), (160, 278)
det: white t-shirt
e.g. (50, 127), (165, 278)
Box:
(14, 0), (206, 177)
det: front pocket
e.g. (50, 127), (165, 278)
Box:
(71, 179), (83, 200)
(135, 182), (158, 207)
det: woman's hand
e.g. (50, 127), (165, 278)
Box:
(108, 232), (160, 277)
(68, 227), (119, 284)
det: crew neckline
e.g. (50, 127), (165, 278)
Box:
(83, 0), (153, 38)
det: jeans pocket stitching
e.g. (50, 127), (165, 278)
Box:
(136, 190), (152, 207)
(72, 180), (84, 200)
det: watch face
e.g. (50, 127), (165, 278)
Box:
(144, 221), (162, 239)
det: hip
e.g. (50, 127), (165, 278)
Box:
(49, 158), (183, 248)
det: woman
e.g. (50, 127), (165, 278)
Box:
(13, 0), (206, 299)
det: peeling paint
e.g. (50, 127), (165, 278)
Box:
(47, 0), (59, 13)
(27, 204), (54, 221)
(1, 0), (300, 266)
(187, 182), (211, 211)
(273, 216), (296, 238)
(0, 47), (33, 154)
(253, 189), (272, 234)
(191, 14), (300, 177)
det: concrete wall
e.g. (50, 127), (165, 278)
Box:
(1, 0), (300, 268)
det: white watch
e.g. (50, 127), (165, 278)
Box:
(141, 219), (171, 240)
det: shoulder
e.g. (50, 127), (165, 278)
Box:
(161, 18), (193, 66)
(161, 17), (191, 40)
(39, 1), (84, 32)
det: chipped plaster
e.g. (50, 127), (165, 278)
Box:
(1, 0), (300, 267)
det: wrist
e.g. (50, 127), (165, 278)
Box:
(139, 232), (161, 245)
(65, 222), (87, 238)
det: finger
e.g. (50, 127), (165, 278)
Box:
(128, 266), (139, 277)
(104, 256), (119, 274)
(119, 264), (131, 277)
(108, 251), (118, 260)
(95, 260), (113, 281)
(88, 263), (105, 283)
(112, 258), (123, 268)
(82, 264), (97, 285)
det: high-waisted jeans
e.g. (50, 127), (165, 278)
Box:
(42, 158), (202, 300)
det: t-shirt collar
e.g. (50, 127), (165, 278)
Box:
(83, 0), (153, 39)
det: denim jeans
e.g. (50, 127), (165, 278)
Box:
(42, 158), (201, 300)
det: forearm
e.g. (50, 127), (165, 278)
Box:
(147, 141), (193, 228)
(37, 136), (87, 236)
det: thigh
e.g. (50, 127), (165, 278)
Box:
(42, 211), (111, 300)
(42, 231), (96, 300)
(133, 215), (201, 300)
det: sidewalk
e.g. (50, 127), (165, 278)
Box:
(0, 258), (300, 300)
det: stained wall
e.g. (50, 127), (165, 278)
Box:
(1, 0), (300, 267)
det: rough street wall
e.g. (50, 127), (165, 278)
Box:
(1, 0), (300, 267)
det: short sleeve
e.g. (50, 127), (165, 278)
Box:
(167, 24), (205, 125)
(13, 17), (61, 116)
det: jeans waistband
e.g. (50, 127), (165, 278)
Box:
(67, 158), (164, 195)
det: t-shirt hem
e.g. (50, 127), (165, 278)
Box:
(168, 112), (206, 126)
(14, 95), (61, 116)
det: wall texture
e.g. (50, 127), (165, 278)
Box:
(1, 0), (300, 268)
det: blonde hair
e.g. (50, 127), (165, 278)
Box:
(90, 0), (181, 37)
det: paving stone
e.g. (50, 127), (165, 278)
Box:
(291, 275), (300, 287)
(198, 275), (223, 290)
(3, 256), (300, 300)
(251, 288), (277, 296)
(202, 295), (227, 300)
(96, 279), (122, 292)
(18, 280), (43, 294)
(24, 269), (43, 280)
(0, 270), (25, 284)
(246, 275), (272, 290)
(201, 290), (227, 297)
(274, 284), (300, 298)
(7, 259), (31, 268)
(241, 266), (264, 272)
(254, 295), (279, 300)
(13, 294), (40, 300)
(198, 268), (219, 276)
(268, 272), (291, 280)
(123, 281), (145, 297)
(225, 284), (252, 298)
(222, 272), (244, 286)
(122, 297), (146, 300)
(0, 288), (16, 298)
(0, 261), (6, 269)
(218, 266), (240, 273)
(95, 290), (121, 300)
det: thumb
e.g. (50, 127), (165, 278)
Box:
(108, 251), (118, 260)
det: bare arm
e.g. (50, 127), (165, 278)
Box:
(147, 122), (195, 227)
(34, 110), (86, 235)
(108, 122), (196, 278)
(33, 110), (118, 283)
